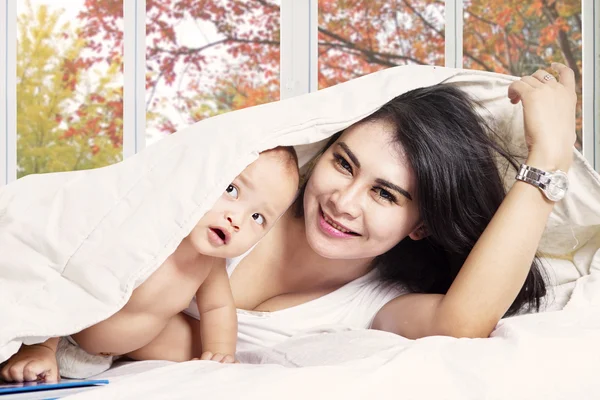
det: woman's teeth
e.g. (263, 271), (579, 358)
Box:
(323, 213), (352, 233)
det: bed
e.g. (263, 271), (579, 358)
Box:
(65, 299), (600, 399)
(1, 65), (599, 399)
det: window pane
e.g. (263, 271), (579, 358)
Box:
(145, 0), (281, 145)
(463, 0), (583, 149)
(318, 0), (445, 89)
(17, 0), (123, 178)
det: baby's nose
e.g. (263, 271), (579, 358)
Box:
(227, 216), (240, 231)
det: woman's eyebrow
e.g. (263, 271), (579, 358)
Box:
(338, 142), (360, 168)
(375, 178), (412, 201)
(337, 141), (412, 201)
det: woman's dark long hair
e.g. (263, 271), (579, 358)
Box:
(295, 84), (547, 317)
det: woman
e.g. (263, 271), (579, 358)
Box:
(126, 63), (575, 362)
(2, 64), (577, 374)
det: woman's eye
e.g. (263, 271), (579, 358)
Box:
(334, 153), (352, 174)
(225, 184), (239, 199)
(252, 213), (265, 225)
(374, 188), (396, 204)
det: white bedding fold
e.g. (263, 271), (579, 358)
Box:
(62, 284), (600, 399)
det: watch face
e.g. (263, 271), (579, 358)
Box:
(544, 171), (569, 201)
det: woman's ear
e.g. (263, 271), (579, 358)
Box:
(408, 223), (429, 241)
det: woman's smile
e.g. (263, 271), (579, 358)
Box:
(318, 206), (360, 238)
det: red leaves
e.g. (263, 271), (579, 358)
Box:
(63, 127), (77, 138)
(463, 0), (580, 75)
(540, 24), (559, 46)
(89, 93), (106, 103)
(158, 119), (177, 135)
(71, 0), (579, 141)
(494, 8), (513, 28)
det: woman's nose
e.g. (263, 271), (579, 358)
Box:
(329, 184), (361, 218)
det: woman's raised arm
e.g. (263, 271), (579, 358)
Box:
(372, 63), (577, 339)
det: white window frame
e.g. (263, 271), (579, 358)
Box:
(444, 0), (463, 69)
(123, 0), (146, 159)
(582, 0), (600, 170)
(0, 0), (16, 185)
(0, 0), (598, 186)
(280, 0), (318, 99)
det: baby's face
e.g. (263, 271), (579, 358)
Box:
(189, 151), (299, 259)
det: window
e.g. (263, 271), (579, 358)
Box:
(144, 0), (281, 145)
(318, 0), (445, 88)
(1, 0), (598, 185)
(463, 0), (583, 149)
(16, 0), (123, 178)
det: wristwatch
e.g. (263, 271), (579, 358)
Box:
(515, 164), (569, 202)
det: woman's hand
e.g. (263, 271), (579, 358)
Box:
(507, 62), (577, 171)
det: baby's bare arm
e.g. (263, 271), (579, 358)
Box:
(195, 261), (237, 359)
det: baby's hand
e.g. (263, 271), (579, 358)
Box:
(0, 344), (59, 383)
(197, 351), (237, 364)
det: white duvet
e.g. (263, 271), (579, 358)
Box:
(1, 65), (600, 399)
(61, 305), (600, 399)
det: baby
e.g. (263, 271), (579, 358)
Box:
(1, 146), (300, 382)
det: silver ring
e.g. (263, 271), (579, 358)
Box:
(543, 74), (555, 81)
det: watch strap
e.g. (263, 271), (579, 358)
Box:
(516, 164), (550, 190)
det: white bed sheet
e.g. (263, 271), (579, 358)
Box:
(60, 271), (600, 400)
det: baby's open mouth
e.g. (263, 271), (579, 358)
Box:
(210, 228), (227, 242)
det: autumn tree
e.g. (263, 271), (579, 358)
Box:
(77, 0), (581, 142)
(463, 0), (583, 138)
(17, 1), (123, 178)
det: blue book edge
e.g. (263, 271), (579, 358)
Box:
(0, 379), (109, 395)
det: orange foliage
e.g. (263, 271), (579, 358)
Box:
(76, 0), (581, 141)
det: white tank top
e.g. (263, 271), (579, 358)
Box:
(183, 253), (407, 353)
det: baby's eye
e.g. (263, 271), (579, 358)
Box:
(252, 213), (265, 225)
(225, 184), (238, 199)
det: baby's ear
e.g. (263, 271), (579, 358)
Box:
(408, 224), (429, 241)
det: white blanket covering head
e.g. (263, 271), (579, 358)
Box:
(1, 65), (599, 362)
